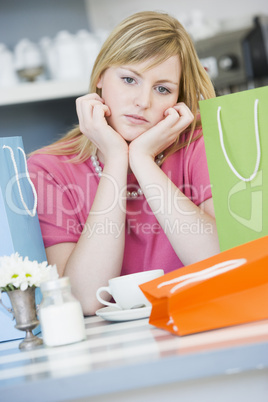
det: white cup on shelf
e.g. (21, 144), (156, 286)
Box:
(0, 43), (18, 87)
(53, 30), (84, 80)
(76, 30), (100, 82)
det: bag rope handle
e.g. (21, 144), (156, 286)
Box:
(217, 98), (261, 182)
(3, 145), (37, 217)
(157, 258), (247, 294)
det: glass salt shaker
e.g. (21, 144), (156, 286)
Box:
(39, 277), (86, 347)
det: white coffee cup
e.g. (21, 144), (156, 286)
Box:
(96, 270), (164, 310)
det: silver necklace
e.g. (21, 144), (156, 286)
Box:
(90, 152), (164, 198)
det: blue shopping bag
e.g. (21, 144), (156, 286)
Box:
(0, 136), (46, 342)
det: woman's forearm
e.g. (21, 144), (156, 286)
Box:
(64, 156), (128, 314)
(131, 155), (220, 266)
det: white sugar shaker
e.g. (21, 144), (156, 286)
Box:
(39, 277), (86, 347)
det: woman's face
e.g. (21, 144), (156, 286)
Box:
(97, 56), (181, 142)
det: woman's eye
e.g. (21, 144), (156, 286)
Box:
(123, 77), (135, 84)
(157, 86), (170, 94)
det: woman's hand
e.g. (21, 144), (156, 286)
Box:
(129, 102), (194, 163)
(76, 93), (128, 161)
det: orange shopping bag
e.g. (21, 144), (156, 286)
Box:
(140, 236), (268, 336)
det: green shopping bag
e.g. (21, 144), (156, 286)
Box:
(199, 86), (268, 251)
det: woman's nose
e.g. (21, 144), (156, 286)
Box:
(134, 86), (151, 109)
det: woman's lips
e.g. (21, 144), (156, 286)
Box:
(125, 114), (149, 124)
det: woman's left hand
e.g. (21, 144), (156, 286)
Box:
(129, 102), (194, 163)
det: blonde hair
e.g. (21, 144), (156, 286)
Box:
(32, 11), (215, 163)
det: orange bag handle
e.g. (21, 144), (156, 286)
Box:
(157, 258), (247, 294)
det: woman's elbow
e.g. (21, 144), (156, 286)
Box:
(80, 298), (101, 316)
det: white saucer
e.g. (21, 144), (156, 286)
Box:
(95, 305), (152, 322)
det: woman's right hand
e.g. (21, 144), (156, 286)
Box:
(76, 93), (128, 161)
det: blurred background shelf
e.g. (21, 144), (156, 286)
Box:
(0, 0), (267, 154)
(0, 80), (89, 106)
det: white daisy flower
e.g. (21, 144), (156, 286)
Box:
(0, 253), (58, 293)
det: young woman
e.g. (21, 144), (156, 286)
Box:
(28, 11), (220, 315)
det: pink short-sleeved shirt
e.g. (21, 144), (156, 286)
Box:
(27, 130), (212, 275)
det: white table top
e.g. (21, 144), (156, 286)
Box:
(0, 316), (268, 401)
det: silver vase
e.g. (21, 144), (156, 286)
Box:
(1, 287), (43, 350)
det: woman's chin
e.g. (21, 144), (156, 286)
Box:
(118, 129), (145, 143)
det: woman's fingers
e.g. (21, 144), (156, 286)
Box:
(76, 94), (111, 135)
(75, 93), (128, 160)
(76, 93), (105, 117)
(131, 102), (194, 159)
(93, 103), (111, 118)
(77, 93), (104, 103)
(165, 103), (194, 130)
